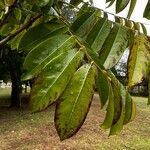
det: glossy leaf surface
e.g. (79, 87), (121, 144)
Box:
(55, 64), (96, 140)
(99, 23), (129, 69)
(30, 50), (83, 112)
(22, 35), (76, 81)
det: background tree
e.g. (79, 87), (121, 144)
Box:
(0, 0), (150, 140)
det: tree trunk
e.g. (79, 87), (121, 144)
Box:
(10, 71), (21, 108)
(7, 50), (22, 108)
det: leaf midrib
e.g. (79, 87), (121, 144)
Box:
(24, 36), (74, 79)
(66, 65), (92, 129)
(38, 51), (80, 103)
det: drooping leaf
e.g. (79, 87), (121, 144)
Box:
(116, 0), (130, 13)
(106, 0), (116, 8)
(123, 92), (133, 124)
(100, 70), (136, 134)
(100, 81), (114, 129)
(109, 76), (126, 135)
(143, 0), (150, 19)
(109, 101), (124, 135)
(55, 64), (96, 140)
(30, 50), (84, 112)
(19, 22), (68, 52)
(86, 18), (112, 53)
(111, 81), (122, 126)
(70, 10), (100, 38)
(99, 23), (129, 69)
(22, 35), (76, 81)
(128, 34), (150, 87)
(127, 0), (137, 18)
(107, 72), (133, 135)
(96, 70), (110, 108)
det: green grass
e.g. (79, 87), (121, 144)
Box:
(0, 91), (150, 150)
(0, 88), (11, 106)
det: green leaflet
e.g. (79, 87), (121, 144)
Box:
(55, 64), (96, 140)
(22, 35), (76, 81)
(109, 77), (125, 135)
(143, 0), (150, 19)
(111, 81), (122, 125)
(70, 10), (100, 38)
(105, 72), (135, 135)
(109, 102), (124, 135)
(19, 22), (68, 52)
(128, 34), (150, 87)
(106, 0), (115, 8)
(99, 23), (129, 69)
(101, 82), (114, 129)
(116, 0), (130, 13)
(127, 0), (137, 18)
(123, 92), (133, 124)
(96, 70), (110, 108)
(30, 50), (84, 112)
(86, 18), (112, 53)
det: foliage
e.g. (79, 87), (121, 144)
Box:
(0, 0), (150, 140)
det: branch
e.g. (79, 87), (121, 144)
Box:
(0, 14), (42, 47)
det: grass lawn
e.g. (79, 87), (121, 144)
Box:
(0, 89), (150, 150)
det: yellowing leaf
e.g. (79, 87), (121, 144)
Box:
(128, 34), (150, 87)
